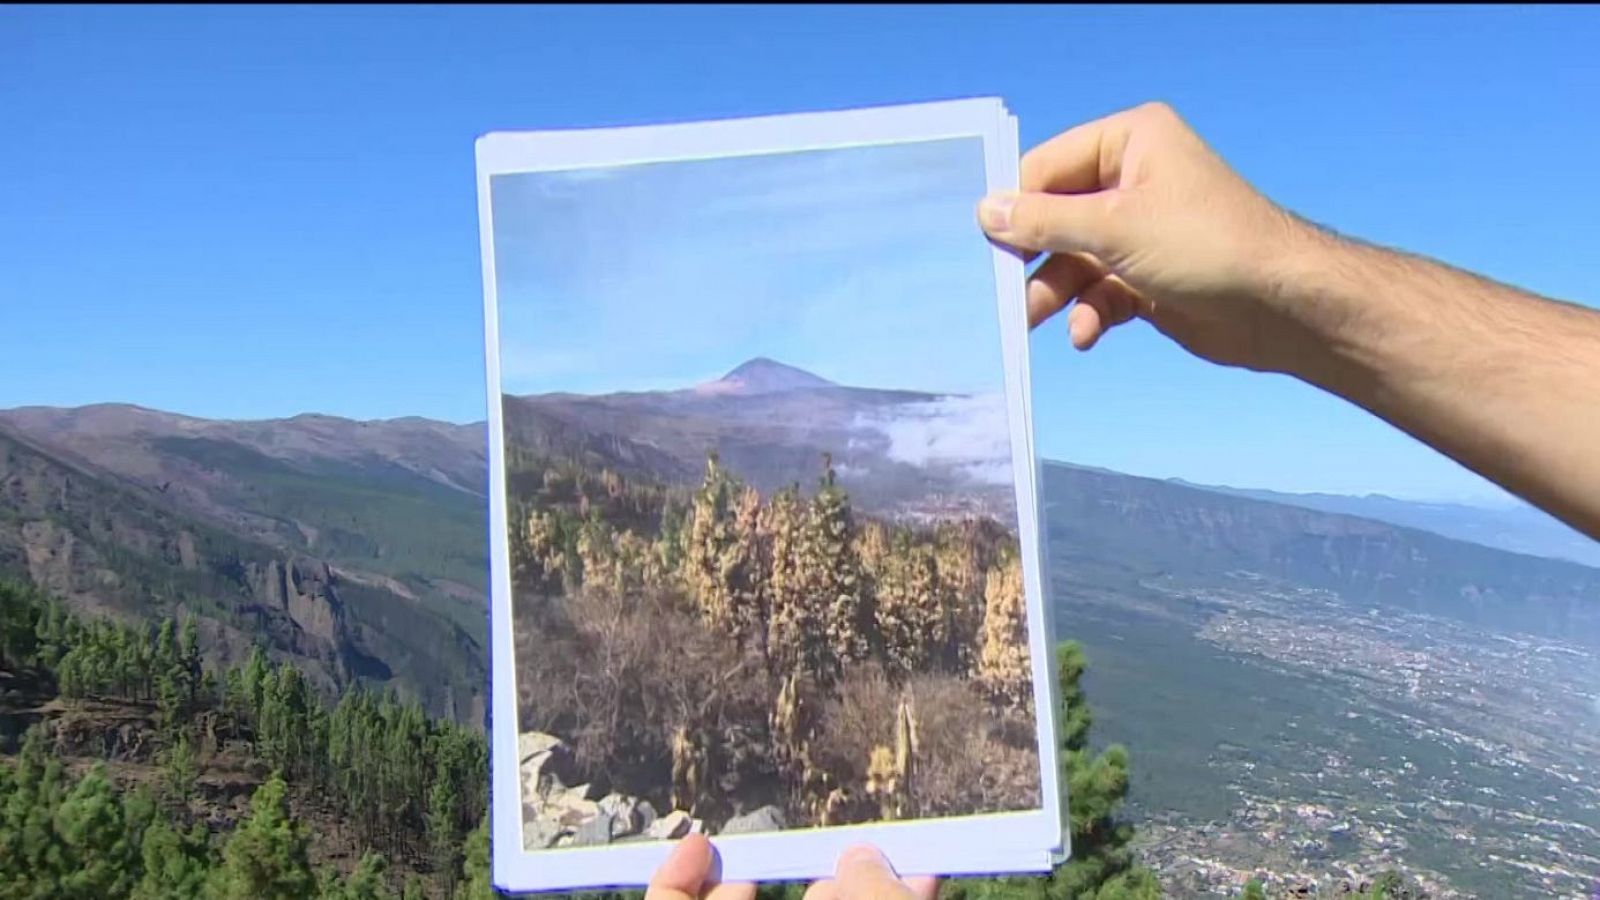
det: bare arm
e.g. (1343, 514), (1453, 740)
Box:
(977, 102), (1600, 540)
(1281, 226), (1600, 538)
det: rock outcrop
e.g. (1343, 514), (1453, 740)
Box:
(520, 731), (710, 850)
(721, 805), (786, 835)
(247, 557), (344, 645)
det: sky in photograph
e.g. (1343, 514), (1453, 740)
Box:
(4, 5), (1599, 502)
(490, 137), (1006, 398)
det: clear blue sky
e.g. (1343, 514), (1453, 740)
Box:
(491, 137), (1006, 398)
(4, 6), (1597, 503)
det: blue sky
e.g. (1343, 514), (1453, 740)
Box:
(491, 138), (1006, 397)
(3, 5), (1598, 503)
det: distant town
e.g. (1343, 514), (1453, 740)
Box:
(1100, 575), (1600, 897)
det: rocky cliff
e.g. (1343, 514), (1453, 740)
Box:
(0, 423), (482, 717)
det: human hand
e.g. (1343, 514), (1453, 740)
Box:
(646, 834), (755, 900)
(802, 845), (938, 900)
(645, 839), (937, 900)
(977, 101), (1319, 374)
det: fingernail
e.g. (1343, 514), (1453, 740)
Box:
(979, 192), (1016, 232)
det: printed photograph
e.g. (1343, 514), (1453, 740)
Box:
(488, 136), (1044, 853)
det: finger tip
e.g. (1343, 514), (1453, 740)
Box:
(977, 191), (1017, 236)
(652, 833), (714, 892)
(839, 842), (881, 861)
(838, 843), (892, 872)
(1067, 322), (1089, 350)
(906, 875), (941, 900)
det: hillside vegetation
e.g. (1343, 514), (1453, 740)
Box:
(509, 446), (1040, 834)
(1, 575), (1174, 899)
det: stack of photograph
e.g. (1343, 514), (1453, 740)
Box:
(475, 98), (1064, 892)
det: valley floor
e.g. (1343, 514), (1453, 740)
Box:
(1059, 571), (1600, 898)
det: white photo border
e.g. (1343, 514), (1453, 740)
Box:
(476, 97), (1064, 892)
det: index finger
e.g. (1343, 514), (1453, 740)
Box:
(1020, 105), (1141, 195)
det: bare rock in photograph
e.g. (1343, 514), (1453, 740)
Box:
(523, 816), (563, 852)
(519, 730), (563, 763)
(635, 799), (658, 833)
(720, 805), (786, 835)
(646, 810), (694, 841)
(599, 793), (644, 837)
(572, 811), (614, 847)
(520, 730), (577, 795)
(521, 729), (685, 849)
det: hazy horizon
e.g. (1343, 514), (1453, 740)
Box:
(6, 6), (1596, 506)
(0, 388), (1549, 510)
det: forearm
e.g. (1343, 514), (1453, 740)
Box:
(1276, 226), (1600, 539)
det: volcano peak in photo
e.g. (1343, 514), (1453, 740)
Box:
(699, 357), (837, 395)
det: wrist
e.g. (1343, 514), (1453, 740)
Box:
(1257, 215), (1402, 391)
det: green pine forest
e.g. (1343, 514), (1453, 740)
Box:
(0, 573), (1166, 899)
(0, 437), (1422, 899)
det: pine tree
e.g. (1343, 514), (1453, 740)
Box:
(454, 816), (503, 900)
(800, 456), (871, 673)
(221, 666), (249, 741)
(326, 852), (394, 900)
(110, 626), (134, 699)
(518, 506), (556, 589)
(259, 663), (313, 779)
(684, 453), (743, 635)
(178, 616), (203, 709)
(855, 521), (891, 584)
(240, 646), (271, 738)
(764, 485), (830, 687)
(131, 819), (215, 900)
(0, 725), (70, 890)
(210, 776), (316, 900)
(57, 648), (82, 700)
(33, 598), (67, 669)
(426, 761), (460, 897)
(977, 553), (1032, 708)
(874, 532), (947, 679)
(728, 483), (770, 649)
(163, 731), (198, 805)
(1043, 643), (1159, 900)
(947, 642), (1160, 900)
(1242, 879), (1267, 900)
(933, 524), (989, 674)
(153, 619), (189, 734)
(54, 763), (143, 898)
(576, 513), (619, 596)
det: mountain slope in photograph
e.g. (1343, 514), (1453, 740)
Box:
(502, 358), (1018, 525)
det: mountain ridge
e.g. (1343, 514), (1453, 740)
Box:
(3, 396), (1596, 732)
(1165, 475), (1600, 568)
(1042, 460), (1600, 647)
(6, 400), (1593, 572)
(0, 408), (490, 724)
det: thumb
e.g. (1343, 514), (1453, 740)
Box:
(646, 834), (714, 900)
(834, 845), (920, 900)
(977, 189), (1126, 259)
